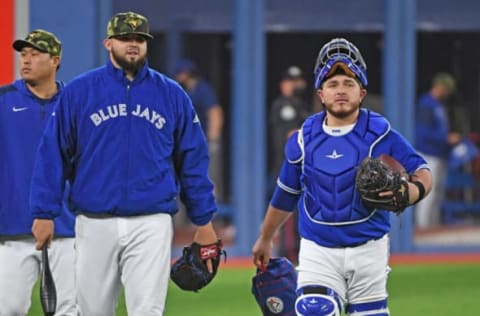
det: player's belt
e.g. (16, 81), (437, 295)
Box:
(77, 211), (117, 218)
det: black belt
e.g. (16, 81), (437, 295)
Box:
(77, 211), (117, 218)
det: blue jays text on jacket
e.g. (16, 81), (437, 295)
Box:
(270, 109), (429, 247)
(30, 60), (216, 225)
(0, 80), (74, 237)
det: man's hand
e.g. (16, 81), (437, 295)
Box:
(32, 219), (54, 250)
(193, 221), (218, 272)
(252, 206), (292, 271)
(252, 236), (273, 272)
(170, 221), (225, 292)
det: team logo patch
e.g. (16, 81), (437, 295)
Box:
(266, 296), (284, 314)
(193, 114), (200, 123)
(125, 16), (142, 30)
(325, 149), (344, 159)
(12, 106), (28, 112)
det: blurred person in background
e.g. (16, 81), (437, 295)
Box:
(270, 66), (311, 177)
(415, 72), (461, 229)
(0, 29), (76, 315)
(175, 59), (224, 200)
(269, 65), (311, 263)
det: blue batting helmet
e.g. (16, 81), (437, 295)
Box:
(313, 38), (368, 89)
(174, 58), (198, 75)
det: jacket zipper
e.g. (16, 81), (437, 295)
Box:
(40, 104), (45, 119)
(124, 84), (131, 210)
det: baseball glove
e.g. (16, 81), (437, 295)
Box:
(355, 154), (410, 213)
(170, 240), (226, 292)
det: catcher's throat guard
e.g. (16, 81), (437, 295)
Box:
(170, 240), (226, 292)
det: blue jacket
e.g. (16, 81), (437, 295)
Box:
(184, 79), (218, 135)
(30, 60), (216, 225)
(0, 80), (74, 237)
(415, 93), (451, 159)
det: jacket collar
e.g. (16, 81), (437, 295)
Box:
(13, 79), (64, 103)
(106, 59), (150, 84)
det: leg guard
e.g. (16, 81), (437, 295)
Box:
(295, 286), (342, 316)
(346, 299), (389, 316)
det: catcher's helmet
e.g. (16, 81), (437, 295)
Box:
(313, 38), (368, 89)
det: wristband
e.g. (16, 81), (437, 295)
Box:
(411, 180), (425, 204)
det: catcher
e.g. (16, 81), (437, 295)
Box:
(252, 37), (432, 316)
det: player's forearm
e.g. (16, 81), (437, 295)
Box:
(409, 168), (432, 204)
(193, 221), (218, 244)
(258, 205), (292, 240)
(207, 106), (223, 141)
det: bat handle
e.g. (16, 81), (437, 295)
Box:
(42, 243), (49, 266)
(40, 243), (56, 316)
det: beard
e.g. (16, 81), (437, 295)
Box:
(111, 47), (146, 75)
(323, 102), (359, 119)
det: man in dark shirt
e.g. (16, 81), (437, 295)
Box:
(270, 66), (310, 177)
(175, 59), (224, 199)
(269, 66), (310, 262)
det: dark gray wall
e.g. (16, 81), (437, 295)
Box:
(113, 0), (480, 32)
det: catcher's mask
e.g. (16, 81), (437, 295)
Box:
(313, 38), (368, 89)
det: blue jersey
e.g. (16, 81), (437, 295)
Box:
(415, 93), (450, 159)
(271, 109), (428, 247)
(30, 60), (216, 225)
(0, 80), (74, 237)
(185, 80), (218, 134)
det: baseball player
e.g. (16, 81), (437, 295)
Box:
(30, 12), (219, 316)
(252, 38), (433, 315)
(269, 66), (310, 264)
(414, 73), (460, 228)
(174, 59), (225, 200)
(0, 30), (76, 315)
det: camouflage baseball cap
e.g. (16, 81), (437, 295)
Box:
(13, 29), (62, 57)
(107, 11), (153, 39)
(433, 72), (456, 92)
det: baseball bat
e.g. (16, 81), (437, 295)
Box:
(40, 243), (57, 316)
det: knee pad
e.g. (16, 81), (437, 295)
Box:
(295, 286), (342, 316)
(345, 299), (389, 316)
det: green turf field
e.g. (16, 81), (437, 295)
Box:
(28, 263), (480, 315)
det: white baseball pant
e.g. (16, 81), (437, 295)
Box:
(297, 234), (391, 314)
(75, 213), (173, 316)
(0, 237), (76, 315)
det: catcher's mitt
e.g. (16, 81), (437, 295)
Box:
(355, 154), (410, 213)
(170, 240), (226, 292)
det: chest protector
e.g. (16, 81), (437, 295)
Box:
(300, 109), (390, 224)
